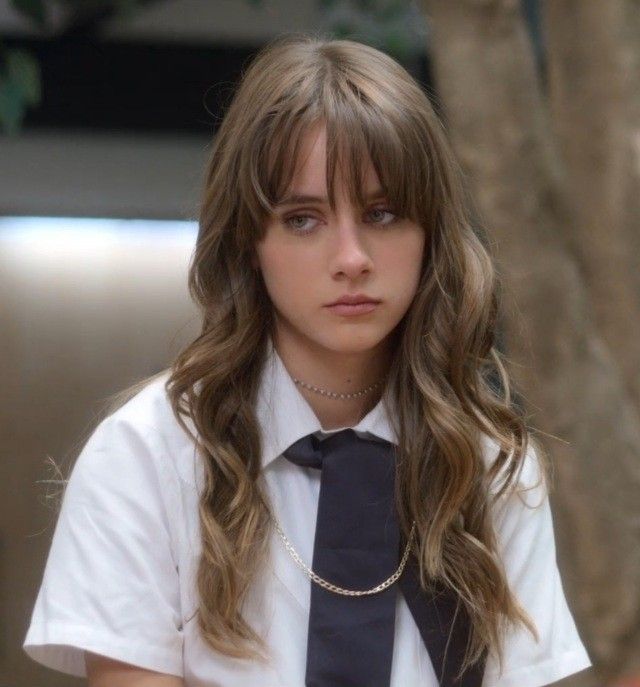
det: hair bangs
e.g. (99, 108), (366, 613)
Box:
(323, 95), (427, 226)
(243, 87), (432, 234)
(237, 104), (322, 244)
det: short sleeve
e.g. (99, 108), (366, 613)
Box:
(482, 445), (592, 687)
(23, 414), (183, 678)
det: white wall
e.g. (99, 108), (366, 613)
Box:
(0, 130), (209, 219)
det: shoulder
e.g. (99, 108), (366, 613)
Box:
(67, 371), (201, 500)
(24, 380), (188, 679)
(475, 431), (563, 601)
(478, 433), (593, 683)
(479, 431), (546, 502)
(478, 431), (551, 543)
(104, 370), (181, 440)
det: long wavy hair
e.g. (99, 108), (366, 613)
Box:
(100, 33), (548, 679)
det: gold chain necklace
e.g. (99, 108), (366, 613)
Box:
(271, 514), (417, 596)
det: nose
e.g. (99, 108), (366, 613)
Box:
(329, 217), (374, 279)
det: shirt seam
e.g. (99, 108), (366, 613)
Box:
(484, 646), (591, 683)
(24, 620), (183, 677)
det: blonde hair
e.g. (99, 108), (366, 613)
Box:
(104, 33), (546, 679)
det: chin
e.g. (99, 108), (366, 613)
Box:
(314, 329), (391, 354)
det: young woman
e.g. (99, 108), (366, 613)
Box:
(23, 34), (592, 687)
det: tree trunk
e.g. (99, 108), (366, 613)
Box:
(421, 0), (640, 679)
(543, 0), (640, 414)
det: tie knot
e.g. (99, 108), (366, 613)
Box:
(281, 428), (352, 469)
(282, 428), (392, 470)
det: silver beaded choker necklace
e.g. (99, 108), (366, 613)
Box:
(293, 376), (384, 400)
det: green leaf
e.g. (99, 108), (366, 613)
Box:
(378, 0), (409, 22)
(6, 49), (41, 105)
(381, 30), (411, 61)
(9, 0), (47, 29)
(0, 47), (41, 133)
(332, 21), (357, 38)
(0, 77), (27, 135)
(354, 0), (377, 11)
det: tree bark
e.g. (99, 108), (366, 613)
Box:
(543, 0), (640, 414)
(421, 0), (640, 679)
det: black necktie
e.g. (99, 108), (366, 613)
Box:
(282, 428), (487, 687)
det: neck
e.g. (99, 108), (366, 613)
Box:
(272, 323), (393, 431)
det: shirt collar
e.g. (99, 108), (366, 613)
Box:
(256, 337), (398, 470)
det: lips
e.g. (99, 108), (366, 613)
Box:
(326, 294), (381, 306)
(327, 302), (379, 314)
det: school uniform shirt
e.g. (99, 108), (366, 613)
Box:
(23, 337), (592, 686)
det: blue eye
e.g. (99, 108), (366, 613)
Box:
(282, 206), (398, 236)
(284, 215), (317, 235)
(368, 207), (397, 225)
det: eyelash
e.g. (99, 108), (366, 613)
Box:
(283, 207), (398, 235)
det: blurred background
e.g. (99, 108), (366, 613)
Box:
(1, 0), (639, 685)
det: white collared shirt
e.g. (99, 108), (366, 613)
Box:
(23, 340), (592, 686)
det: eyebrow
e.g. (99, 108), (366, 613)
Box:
(275, 187), (388, 207)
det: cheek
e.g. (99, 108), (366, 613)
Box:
(384, 233), (425, 291)
(257, 242), (314, 304)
